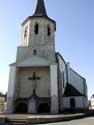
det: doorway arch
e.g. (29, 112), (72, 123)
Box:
(38, 103), (50, 113)
(15, 102), (27, 113)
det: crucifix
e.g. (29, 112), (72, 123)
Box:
(28, 72), (40, 94)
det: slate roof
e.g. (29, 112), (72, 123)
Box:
(22, 0), (56, 30)
(63, 83), (84, 97)
(33, 0), (47, 17)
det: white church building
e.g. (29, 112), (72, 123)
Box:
(6, 0), (88, 114)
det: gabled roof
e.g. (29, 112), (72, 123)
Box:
(33, 0), (47, 17)
(63, 83), (84, 97)
(56, 52), (67, 65)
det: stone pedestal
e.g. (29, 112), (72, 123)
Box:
(28, 97), (37, 114)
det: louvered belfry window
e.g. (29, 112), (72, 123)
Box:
(34, 23), (39, 35)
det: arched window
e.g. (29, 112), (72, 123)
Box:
(47, 25), (51, 36)
(33, 49), (37, 55)
(24, 26), (28, 39)
(34, 23), (39, 35)
(15, 102), (27, 113)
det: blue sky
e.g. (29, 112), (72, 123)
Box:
(0, 0), (94, 98)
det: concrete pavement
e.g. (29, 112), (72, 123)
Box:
(43, 117), (94, 125)
(0, 112), (94, 124)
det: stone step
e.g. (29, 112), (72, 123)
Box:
(0, 116), (6, 123)
(9, 122), (27, 125)
(7, 119), (27, 125)
(11, 123), (26, 125)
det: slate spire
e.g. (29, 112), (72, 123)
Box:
(33, 0), (47, 16)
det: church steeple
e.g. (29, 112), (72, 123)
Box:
(21, 0), (56, 50)
(33, 0), (47, 16)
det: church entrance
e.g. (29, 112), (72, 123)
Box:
(38, 103), (50, 113)
(70, 98), (75, 108)
(15, 102), (27, 113)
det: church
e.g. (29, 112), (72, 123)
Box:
(6, 0), (88, 114)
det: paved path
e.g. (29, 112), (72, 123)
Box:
(0, 114), (94, 124)
(43, 117), (94, 125)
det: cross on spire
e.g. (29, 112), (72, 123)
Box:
(33, 0), (47, 17)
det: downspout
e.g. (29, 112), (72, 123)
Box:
(66, 62), (70, 84)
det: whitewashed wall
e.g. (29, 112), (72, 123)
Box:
(18, 67), (50, 98)
(21, 20), (31, 46)
(7, 65), (16, 113)
(91, 98), (94, 109)
(17, 17), (56, 63)
(7, 65), (16, 98)
(63, 96), (87, 109)
(50, 65), (59, 114)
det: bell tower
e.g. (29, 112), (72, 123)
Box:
(7, 0), (59, 114)
(18, 0), (56, 62)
